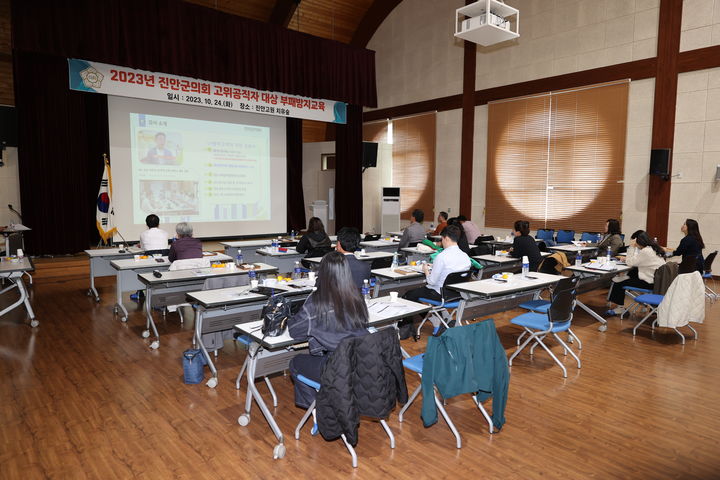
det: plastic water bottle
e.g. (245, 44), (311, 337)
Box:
(606, 246), (612, 261)
(290, 230), (296, 241)
(391, 252), (399, 270)
(235, 250), (243, 267)
(271, 237), (278, 253)
(597, 233), (602, 244)
(248, 268), (257, 282)
(521, 255), (529, 278)
(362, 279), (370, 303)
(575, 253), (582, 267)
(292, 261), (302, 280)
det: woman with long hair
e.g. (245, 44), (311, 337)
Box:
(288, 251), (369, 407)
(597, 218), (624, 256)
(446, 217), (471, 254)
(606, 231), (666, 315)
(665, 218), (705, 273)
(296, 216), (333, 258)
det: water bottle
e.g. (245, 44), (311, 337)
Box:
(271, 237), (278, 253)
(292, 261), (302, 280)
(575, 252), (582, 267)
(248, 268), (257, 282)
(606, 246), (612, 261)
(597, 233), (602, 244)
(521, 255), (529, 278)
(362, 279), (370, 303)
(369, 277), (376, 289)
(391, 252), (399, 270)
(235, 250), (243, 267)
(290, 230), (296, 241)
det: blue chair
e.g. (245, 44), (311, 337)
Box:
(620, 286), (654, 318)
(508, 276), (581, 377)
(536, 229), (555, 246)
(555, 229), (576, 244)
(580, 232), (599, 242)
(416, 270), (472, 339)
(703, 251), (717, 302)
(631, 275), (700, 344)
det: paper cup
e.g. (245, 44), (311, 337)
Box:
(133, 255), (141, 261)
(250, 279), (259, 289)
(389, 291), (399, 302)
(360, 249), (366, 255)
(308, 272), (316, 281)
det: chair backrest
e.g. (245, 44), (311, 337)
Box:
(653, 261), (678, 295)
(363, 234), (380, 242)
(470, 243), (493, 256)
(555, 230), (575, 244)
(441, 270), (471, 300)
(202, 274), (248, 290)
(305, 246), (333, 259)
(169, 257), (211, 271)
(476, 235), (495, 243)
(536, 229), (555, 241)
(580, 232), (598, 242)
(371, 256), (393, 269)
(538, 256), (559, 274)
(547, 276), (579, 324)
(704, 251), (717, 273)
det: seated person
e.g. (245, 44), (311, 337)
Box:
(509, 220), (542, 271)
(139, 214), (169, 255)
(606, 231), (666, 316)
(596, 218), (624, 256)
(665, 218), (704, 273)
(400, 225), (471, 338)
(288, 252), (369, 408)
(168, 222), (202, 262)
(336, 226), (371, 289)
(296, 217), (333, 258)
(447, 217), (471, 254)
(431, 211), (448, 235)
(457, 214), (482, 245)
(397, 209), (427, 250)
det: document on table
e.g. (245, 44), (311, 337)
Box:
(368, 301), (409, 319)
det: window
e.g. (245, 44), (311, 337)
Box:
(364, 113), (436, 220)
(486, 81), (628, 232)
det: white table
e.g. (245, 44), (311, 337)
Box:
(222, 240), (272, 264)
(360, 239), (400, 253)
(234, 295), (431, 460)
(548, 245), (598, 263)
(303, 251), (394, 267)
(0, 257), (37, 327)
(473, 252), (551, 275)
(387, 231), (404, 237)
(565, 262), (632, 332)
(371, 266), (426, 297)
(448, 272), (565, 323)
(255, 247), (305, 273)
(136, 262), (278, 349)
(110, 252), (231, 322)
(84, 247), (143, 301)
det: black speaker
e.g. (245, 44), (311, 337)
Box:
(650, 149), (671, 177)
(0, 106), (18, 147)
(362, 142), (378, 168)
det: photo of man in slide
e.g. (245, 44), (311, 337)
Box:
(141, 132), (178, 165)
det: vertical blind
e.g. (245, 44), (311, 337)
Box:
(364, 113), (436, 220)
(486, 82), (629, 232)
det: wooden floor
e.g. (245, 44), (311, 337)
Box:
(1, 256), (719, 479)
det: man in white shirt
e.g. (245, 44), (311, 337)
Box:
(397, 209), (427, 250)
(139, 214), (169, 253)
(399, 225), (471, 338)
(457, 214), (482, 245)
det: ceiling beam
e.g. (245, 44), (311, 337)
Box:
(350, 0), (403, 48)
(269, 0), (300, 27)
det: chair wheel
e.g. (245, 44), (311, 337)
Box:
(598, 324), (608, 332)
(150, 341), (159, 350)
(120, 317), (128, 323)
(141, 330), (150, 338)
(238, 414), (250, 426)
(206, 377), (218, 389)
(273, 444), (286, 459)
(95, 297), (100, 303)
(30, 319), (39, 328)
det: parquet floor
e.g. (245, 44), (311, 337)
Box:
(1, 256), (719, 479)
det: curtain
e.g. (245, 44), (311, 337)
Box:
(335, 105), (363, 230)
(286, 118), (306, 232)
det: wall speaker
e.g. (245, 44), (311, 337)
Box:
(362, 142), (378, 169)
(715, 165), (720, 181)
(650, 149), (671, 178)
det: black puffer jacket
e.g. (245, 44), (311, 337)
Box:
(316, 328), (408, 446)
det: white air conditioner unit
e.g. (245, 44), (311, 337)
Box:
(455, 0), (519, 46)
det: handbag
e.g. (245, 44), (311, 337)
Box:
(261, 294), (291, 337)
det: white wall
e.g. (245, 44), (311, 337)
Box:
(680, 0), (720, 52)
(435, 109), (462, 219)
(669, 67), (720, 255)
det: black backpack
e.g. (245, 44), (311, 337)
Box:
(261, 294), (291, 337)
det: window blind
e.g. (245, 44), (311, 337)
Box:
(486, 81), (628, 232)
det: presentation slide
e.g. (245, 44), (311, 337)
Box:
(108, 97), (287, 241)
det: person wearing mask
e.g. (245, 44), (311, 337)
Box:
(595, 218), (624, 257)
(288, 252), (369, 408)
(168, 222), (202, 262)
(335, 226), (371, 289)
(606, 231), (666, 315)
(399, 225), (471, 338)
(139, 214), (169, 255)
(296, 217), (333, 258)
(665, 218), (705, 273)
(457, 215), (482, 245)
(431, 212), (448, 235)
(397, 209), (427, 250)
(509, 220), (542, 271)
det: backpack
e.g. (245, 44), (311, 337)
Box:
(261, 294), (291, 337)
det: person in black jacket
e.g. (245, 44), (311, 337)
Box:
(296, 217), (333, 258)
(665, 218), (705, 273)
(335, 226), (371, 289)
(509, 220), (542, 271)
(446, 217), (471, 254)
(288, 252), (369, 408)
